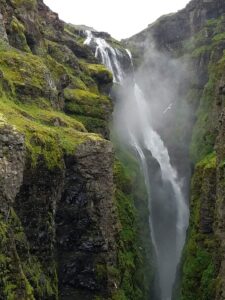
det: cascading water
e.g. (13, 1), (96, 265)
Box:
(84, 30), (124, 83)
(84, 30), (189, 300)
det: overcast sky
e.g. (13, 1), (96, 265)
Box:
(44, 0), (190, 40)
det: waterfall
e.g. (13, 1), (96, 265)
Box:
(84, 30), (124, 83)
(84, 30), (189, 300)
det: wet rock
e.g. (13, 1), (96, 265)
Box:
(57, 139), (117, 298)
(0, 119), (26, 211)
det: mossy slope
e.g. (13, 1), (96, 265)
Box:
(0, 0), (114, 299)
(0, 0), (154, 299)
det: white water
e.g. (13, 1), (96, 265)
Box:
(84, 30), (124, 83)
(84, 30), (189, 300)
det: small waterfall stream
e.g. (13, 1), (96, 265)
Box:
(84, 30), (189, 300)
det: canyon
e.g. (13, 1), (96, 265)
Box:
(0, 0), (225, 300)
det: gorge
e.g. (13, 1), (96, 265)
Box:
(1, 0), (225, 300)
(84, 30), (189, 299)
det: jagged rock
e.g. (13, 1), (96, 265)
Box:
(0, 0), (119, 299)
(0, 12), (8, 42)
(0, 117), (25, 210)
(57, 139), (117, 299)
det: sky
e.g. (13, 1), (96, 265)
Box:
(44, 0), (191, 40)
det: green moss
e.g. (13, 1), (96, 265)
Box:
(85, 63), (113, 83)
(64, 28), (85, 44)
(11, 17), (25, 33)
(112, 290), (127, 300)
(181, 247), (216, 300)
(190, 69), (217, 163)
(191, 45), (212, 58)
(0, 95), (101, 168)
(43, 48), (89, 91)
(11, 0), (37, 9)
(179, 155), (218, 300)
(42, 54), (70, 85)
(75, 115), (107, 135)
(112, 155), (153, 300)
(190, 43), (225, 164)
(64, 88), (111, 120)
(0, 18), (110, 168)
(64, 88), (109, 104)
(212, 32), (225, 42)
(95, 155), (151, 300)
(197, 152), (216, 169)
(0, 49), (53, 97)
(182, 16), (225, 58)
(0, 207), (58, 300)
(23, 257), (58, 299)
(0, 2), (132, 299)
(46, 40), (79, 71)
(114, 159), (133, 192)
(0, 209), (35, 300)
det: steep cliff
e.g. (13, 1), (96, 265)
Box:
(3, 0), (225, 299)
(0, 1), (152, 299)
(125, 0), (225, 299)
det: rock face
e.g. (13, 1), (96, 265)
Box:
(0, 1), (152, 299)
(126, 0), (225, 54)
(0, 1), (114, 298)
(125, 0), (225, 299)
(0, 119), (25, 210)
(57, 140), (116, 300)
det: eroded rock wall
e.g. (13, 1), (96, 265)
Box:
(126, 0), (225, 299)
(0, 1), (152, 299)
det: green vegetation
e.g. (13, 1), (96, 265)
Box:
(190, 46), (225, 163)
(85, 63), (113, 83)
(181, 15), (225, 108)
(0, 96), (101, 168)
(111, 146), (153, 300)
(0, 1), (128, 297)
(64, 24), (86, 44)
(64, 88), (112, 121)
(182, 15), (225, 59)
(10, 17), (31, 52)
(190, 48), (225, 163)
(113, 160), (143, 300)
(0, 208), (57, 300)
(11, 0), (37, 9)
(0, 49), (52, 98)
(179, 153), (219, 300)
(0, 36), (113, 168)
(64, 88), (109, 104)
(0, 3), (117, 296)
(75, 115), (108, 135)
(177, 14), (225, 300)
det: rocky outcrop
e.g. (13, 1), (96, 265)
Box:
(0, 135), (117, 300)
(0, 0), (116, 299)
(126, 0), (225, 54)
(57, 140), (117, 299)
(0, 1), (152, 299)
(0, 117), (25, 212)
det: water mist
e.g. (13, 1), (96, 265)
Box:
(84, 31), (189, 300)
